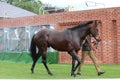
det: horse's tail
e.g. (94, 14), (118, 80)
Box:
(30, 35), (36, 61)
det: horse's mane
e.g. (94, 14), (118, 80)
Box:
(68, 21), (93, 30)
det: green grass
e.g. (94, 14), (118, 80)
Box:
(0, 61), (120, 79)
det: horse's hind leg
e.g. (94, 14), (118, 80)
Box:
(31, 51), (41, 74)
(42, 52), (53, 76)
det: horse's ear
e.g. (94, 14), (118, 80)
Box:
(94, 20), (100, 28)
(98, 20), (101, 24)
(95, 20), (101, 25)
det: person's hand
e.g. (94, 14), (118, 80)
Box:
(93, 48), (97, 53)
(92, 41), (98, 49)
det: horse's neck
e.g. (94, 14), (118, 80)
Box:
(76, 27), (90, 39)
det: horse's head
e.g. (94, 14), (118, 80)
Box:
(89, 20), (101, 42)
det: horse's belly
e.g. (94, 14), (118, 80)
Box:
(49, 43), (69, 51)
(50, 41), (76, 51)
(51, 46), (70, 51)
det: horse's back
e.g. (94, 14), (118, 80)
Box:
(33, 28), (80, 51)
(34, 28), (63, 42)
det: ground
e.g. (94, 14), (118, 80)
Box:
(0, 61), (120, 79)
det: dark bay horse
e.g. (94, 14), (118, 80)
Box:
(30, 20), (100, 77)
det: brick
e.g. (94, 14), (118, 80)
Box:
(0, 7), (120, 64)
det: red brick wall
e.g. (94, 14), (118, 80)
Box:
(0, 7), (120, 64)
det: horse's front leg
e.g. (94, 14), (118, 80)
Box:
(69, 50), (81, 77)
(71, 57), (76, 77)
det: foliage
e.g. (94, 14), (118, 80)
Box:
(0, 0), (45, 14)
(0, 61), (120, 79)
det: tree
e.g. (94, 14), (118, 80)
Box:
(0, 0), (44, 14)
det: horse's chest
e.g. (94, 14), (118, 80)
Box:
(71, 40), (80, 50)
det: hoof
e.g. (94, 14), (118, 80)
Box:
(31, 71), (34, 74)
(48, 72), (53, 76)
(71, 72), (76, 77)
(31, 68), (34, 74)
(74, 74), (76, 77)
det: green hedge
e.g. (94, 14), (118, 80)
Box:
(0, 51), (59, 64)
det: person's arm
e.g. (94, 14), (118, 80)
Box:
(85, 37), (97, 52)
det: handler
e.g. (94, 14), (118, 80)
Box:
(77, 34), (105, 76)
